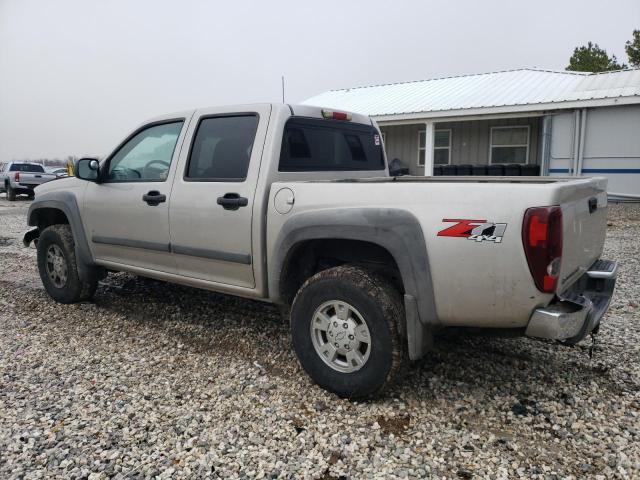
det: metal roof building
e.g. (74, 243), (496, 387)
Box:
(303, 68), (640, 119)
(303, 68), (640, 198)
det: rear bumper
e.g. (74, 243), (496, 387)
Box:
(525, 259), (617, 344)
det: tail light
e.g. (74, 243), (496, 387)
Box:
(321, 109), (352, 121)
(14, 172), (20, 182)
(522, 206), (563, 293)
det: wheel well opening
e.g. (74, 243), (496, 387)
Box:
(280, 239), (404, 305)
(33, 208), (70, 230)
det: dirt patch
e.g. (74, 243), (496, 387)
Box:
(376, 414), (411, 436)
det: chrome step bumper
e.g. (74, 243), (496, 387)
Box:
(525, 259), (617, 344)
(587, 259), (618, 279)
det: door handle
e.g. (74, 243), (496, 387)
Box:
(588, 197), (598, 214)
(142, 190), (166, 206)
(217, 192), (248, 211)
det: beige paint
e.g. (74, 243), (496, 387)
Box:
(266, 176), (607, 328)
(34, 103), (609, 329)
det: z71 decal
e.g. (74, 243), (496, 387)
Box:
(438, 219), (507, 243)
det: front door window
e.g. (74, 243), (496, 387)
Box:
(107, 121), (184, 182)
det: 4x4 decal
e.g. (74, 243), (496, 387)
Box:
(438, 219), (507, 243)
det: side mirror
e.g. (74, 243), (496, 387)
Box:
(76, 158), (100, 181)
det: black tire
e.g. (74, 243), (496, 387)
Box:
(6, 184), (16, 201)
(291, 265), (407, 399)
(37, 224), (98, 303)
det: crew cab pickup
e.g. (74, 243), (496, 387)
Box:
(1, 162), (57, 200)
(24, 104), (618, 398)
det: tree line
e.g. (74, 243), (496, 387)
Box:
(7, 157), (73, 168)
(567, 30), (639, 72)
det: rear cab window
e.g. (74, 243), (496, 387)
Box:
(279, 118), (384, 172)
(9, 164), (45, 172)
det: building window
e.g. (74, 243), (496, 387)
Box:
(419, 129), (451, 166)
(490, 126), (529, 164)
(434, 129), (451, 165)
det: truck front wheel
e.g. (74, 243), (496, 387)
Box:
(291, 265), (407, 398)
(37, 224), (98, 304)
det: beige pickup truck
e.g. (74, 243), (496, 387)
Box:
(24, 103), (617, 398)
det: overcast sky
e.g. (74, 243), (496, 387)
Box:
(1, 0), (638, 160)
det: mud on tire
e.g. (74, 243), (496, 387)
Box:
(37, 224), (98, 304)
(290, 265), (407, 399)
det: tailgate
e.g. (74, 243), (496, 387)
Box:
(19, 173), (53, 185)
(556, 178), (608, 292)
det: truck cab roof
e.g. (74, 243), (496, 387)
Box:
(142, 103), (373, 128)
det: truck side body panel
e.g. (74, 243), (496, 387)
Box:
(27, 104), (612, 338)
(266, 177), (608, 329)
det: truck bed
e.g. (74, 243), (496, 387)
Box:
(268, 175), (608, 329)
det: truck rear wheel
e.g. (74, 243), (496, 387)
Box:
(37, 224), (97, 304)
(291, 265), (407, 399)
(6, 184), (16, 201)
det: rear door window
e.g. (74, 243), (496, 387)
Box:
(279, 118), (384, 172)
(185, 115), (259, 182)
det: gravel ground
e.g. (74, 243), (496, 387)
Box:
(0, 195), (638, 479)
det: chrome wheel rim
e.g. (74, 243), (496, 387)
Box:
(310, 300), (371, 373)
(45, 244), (67, 288)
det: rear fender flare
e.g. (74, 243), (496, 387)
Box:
(270, 208), (438, 359)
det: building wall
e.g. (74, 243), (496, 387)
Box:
(549, 104), (640, 196)
(438, 117), (540, 166)
(583, 105), (640, 196)
(381, 124), (423, 175)
(381, 117), (540, 175)
(381, 106), (640, 196)
(548, 111), (575, 174)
